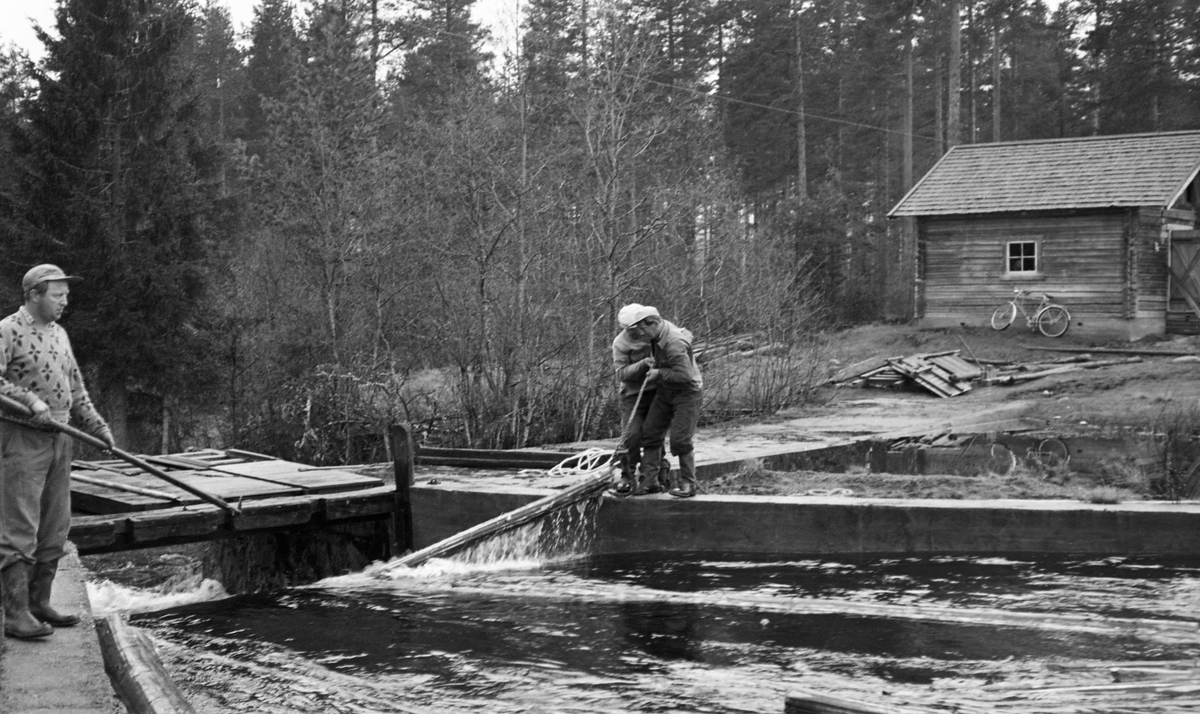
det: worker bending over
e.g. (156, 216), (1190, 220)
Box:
(612, 304), (671, 495)
(623, 307), (703, 498)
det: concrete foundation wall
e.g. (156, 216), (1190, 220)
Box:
(411, 487), (1200, 558)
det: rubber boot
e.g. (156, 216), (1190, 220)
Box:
(669, 452), (697, 498)
(30, 560), (79, 627)
(634, 448), (662, 496)
(640, 460), (664, 494)
(656, 455), (672, 493)
(3, 563), (53, 639)
(613, 476), (634, 496)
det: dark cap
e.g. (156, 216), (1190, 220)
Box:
(22, 264), (82, 293)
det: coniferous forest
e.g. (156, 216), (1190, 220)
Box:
(0, 0), (1196, 459)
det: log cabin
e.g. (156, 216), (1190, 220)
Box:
(889, 131), (1200, 340)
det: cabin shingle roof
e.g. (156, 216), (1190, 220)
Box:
(889, 131), (1200, 217)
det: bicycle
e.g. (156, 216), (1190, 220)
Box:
(986, 438), (1070, 480)
(990, 289), (1071, 338)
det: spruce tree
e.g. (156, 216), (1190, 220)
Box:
(8, 0), (223, 437)
(242, 0), (300, 156)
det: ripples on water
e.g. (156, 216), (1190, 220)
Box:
(121, 546), (1200, 714)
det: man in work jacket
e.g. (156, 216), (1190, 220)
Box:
(0, 264), (115, 639)
(625, 308), (703, 498)
(611, 304), (670, 495)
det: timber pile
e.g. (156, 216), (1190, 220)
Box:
(694, 333), (786, 365)
(830, 349), (1146, 398)
(829, 350), (981, 398)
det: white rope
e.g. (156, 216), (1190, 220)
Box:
(546, 447), (618, 477)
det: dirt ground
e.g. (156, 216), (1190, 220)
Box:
(701, 323), (1200, 501)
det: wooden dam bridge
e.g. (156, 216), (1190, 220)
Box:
(68, 425), (583, 559)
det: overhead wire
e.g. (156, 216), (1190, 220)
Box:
(412, 21), (941, 144)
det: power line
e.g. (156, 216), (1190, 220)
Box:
(444, 24), (940, 144)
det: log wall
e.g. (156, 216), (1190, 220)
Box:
(914, 207), (1199, 337)
(919, 210), (1132, 321)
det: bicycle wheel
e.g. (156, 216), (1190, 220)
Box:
(1037, 305), (1070, 338)
(990, 302), (1017, 330)
(1035, 438), (1070, 470)
(986, 443), (1017, 476)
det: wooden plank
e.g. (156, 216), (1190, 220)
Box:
(415, 447), (577, 469)
(71, 473), (182, 504)
(72, 487), (397, 554)
(324, 485), (396, 520)
(123, 508), (228, 547)
(926, 353), (983, 381)
(71, 448), (385, 514)
(228, 499), (323, 531)
(142, 454), (214, 470)
(887, 357), (969, 398)
(415, 455), (570, 470)
(1026, 346), (1193, 357)
(827, 355), (892, 383)
(68, 515), (127, 553)
(222, 448), (279, 462)
(71, 476), (202, 514)
(71, 469), (305, 514)
(214, 461), (381, 492)
(785, 688), (932, 713)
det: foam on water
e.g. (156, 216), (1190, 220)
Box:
(88, 574), (230, 615)
(322, 492), (604, 588)
(314, 555), (548, 589)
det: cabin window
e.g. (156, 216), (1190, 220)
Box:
(1006, 240), (1038, 274)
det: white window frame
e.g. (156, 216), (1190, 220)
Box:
(1003, 237), (1042, 279)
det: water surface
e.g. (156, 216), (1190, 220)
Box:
(134, 552), (1200, 713)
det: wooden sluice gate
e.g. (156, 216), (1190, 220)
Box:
(67, 425), (594, 589)
(69, 447), (394, 555)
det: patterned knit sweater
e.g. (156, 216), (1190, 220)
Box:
(0, 306), (110, 436)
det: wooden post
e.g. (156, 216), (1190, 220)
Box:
(868, 440), (888, 474)
(389, 423), (416, 557)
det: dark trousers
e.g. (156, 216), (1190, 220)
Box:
(618, 389), (655, 477)
(641, 386), (702, 456)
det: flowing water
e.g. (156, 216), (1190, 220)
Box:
(88, 512), (1200, 714)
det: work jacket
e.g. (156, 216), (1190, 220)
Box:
(612, 330), (653, 397)
(650, 320), (703, 391)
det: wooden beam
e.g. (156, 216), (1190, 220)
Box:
(71, 485), (395, 555)
(96, 614), (197, 714)
(415, 447), (578, 469)
(70, 473), (182, 505)
(391, 423), (416, 557)
(786, 688), (924, 713)
(381, 469), (613, 572)
(1026, 346), (1194, 357)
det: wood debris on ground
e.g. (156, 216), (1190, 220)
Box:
(694, 333), (787, 365)
(827, 349), (1146, 398)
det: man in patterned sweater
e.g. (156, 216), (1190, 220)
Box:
(0, 264), (114, 639)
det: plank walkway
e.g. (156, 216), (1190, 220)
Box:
(70, 448), (383, 514)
